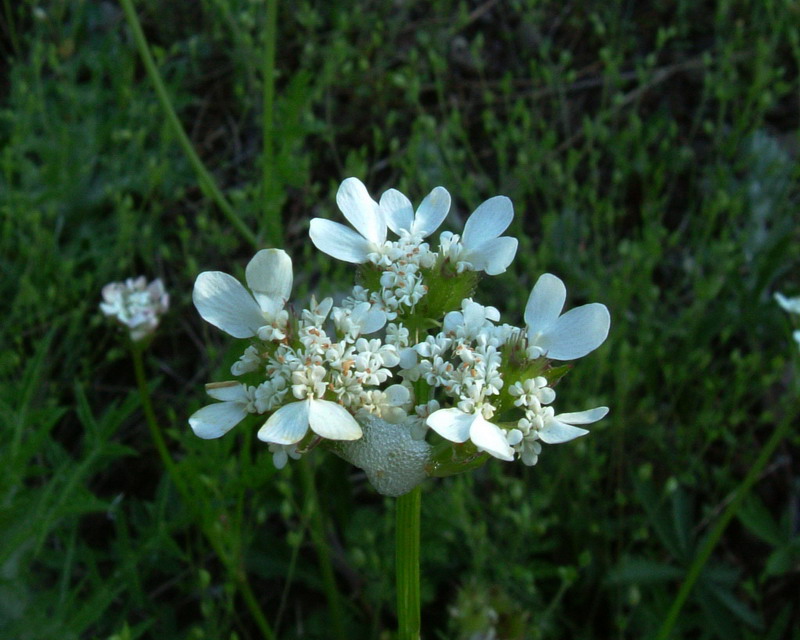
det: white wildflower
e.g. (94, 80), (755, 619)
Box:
(100, 276), (169, 341)
(309, 177), (387, 264)
(380, 185), (451, 240)
(193, 248), (292, 340)
(189, 381), (257, 439)
(231, 345), (262, 376)
(525, 273), (610, 361)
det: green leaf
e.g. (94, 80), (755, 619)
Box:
(605, 557), (684, 585)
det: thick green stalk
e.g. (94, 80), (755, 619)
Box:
(299, 458), (346, 640)
(261, 0), (282, 246)
(118, 0), (259, 249)
(654, 405), (797, 640)
(396, 486), (422, 640)
(131, 344), (275, 640)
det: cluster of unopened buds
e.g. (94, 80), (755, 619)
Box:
(189, 178), (611, 496)
(100, 276), (169, 342)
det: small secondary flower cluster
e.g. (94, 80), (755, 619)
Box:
(190, 178), (610, 492)
(100, 276), (169, 342)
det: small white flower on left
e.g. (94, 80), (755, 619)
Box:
(193, 249), (292, 339)
(100, 276), (169, 341)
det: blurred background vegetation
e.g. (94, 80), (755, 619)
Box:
(1, 0), (799, 638)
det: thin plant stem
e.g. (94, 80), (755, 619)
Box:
(396, 486), (421, 640)
(299, 458), (346, 640)
(131, 343), (182, 487)
(261, 0), (282, 246)
(118, 0), (259, 249)
(130, 343), (276, 640)
(654, 404), (797, 640)
(2, 0), (20, 57)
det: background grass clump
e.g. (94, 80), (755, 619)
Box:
(1, 0), (799, 638)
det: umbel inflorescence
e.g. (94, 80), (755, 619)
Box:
(189, 178), (610, 496)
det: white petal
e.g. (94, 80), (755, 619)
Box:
(258, 400), (310, 445)
(399, 347), (418, 369)
(336, 177), (385, 244)
(524, 274), (566, 334)
(189, 402), (248, 439)
(205, 381), (249, 402)
(380, 188), (414, 235)
(539, 303), (610, 360)
(360, 307), (387, 334)
(308, 399), (362, 440)
(539, 419), (590, 444)
(462, 196), (513, 248)
(245, 249), (293, 317)
(193, 271), (264, 338)
(426, 408), (474, 443)
(412, 186), (450, 238)
(481, 236), (519, 276)
(310, 219), (373, 263)
(462, 300), (486, 329)
(469, 414), (515, 461)
(384, 384), (411, 406)
(556, 406), (609, 424)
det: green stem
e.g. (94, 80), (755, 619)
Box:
(130, 344), (276, 640)
(396, 486), (421, 640)
(654, 405), (797, 640)
(261, 0), (282, 246)
(131, 343), (182, 488)
(2, 0), (20, 57)
(118, 0), (259, 249)
(299, 458), (346, 639)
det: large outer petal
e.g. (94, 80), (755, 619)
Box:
(258, 400), (310, 444)
(462, 196), (513, 248)
(539, 303), (610, 360)
(308, 399), (362, 440)
(309, 219), (373, 263)
(466, 236), (518, 275)
(336, 177), (386, 244)
(412, 186), (451, 238)
(245, 249), (292, 317)
(193, 271), (264, 338)
(539, 419), (589, 444)
(189, 402), (247, 439)
(206, 381), (249, 402)
(380, 189), (414, 235)
(426, 408), (474, 443)
(524, 273), (566, 335)
(556, 406), (609, 424)
(469, 414), (515, 460)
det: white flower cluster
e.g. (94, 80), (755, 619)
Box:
(775, 291), (800, 349)
(190, 177), (611, 494)
(100, 276), (169, 341)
